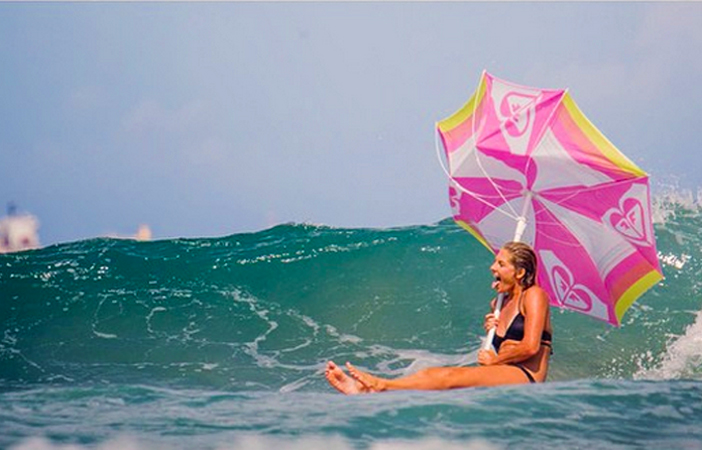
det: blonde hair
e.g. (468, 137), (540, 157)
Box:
(502, 241), (537, 289)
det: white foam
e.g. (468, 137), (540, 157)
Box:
(650, 184), (701, 224)
(9, 435), (503, 450)
(657, 251), (691, 270)
(9, 436), (143, 450)
(635, 310), (702, 380)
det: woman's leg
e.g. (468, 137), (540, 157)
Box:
(344, 362), (533, 393)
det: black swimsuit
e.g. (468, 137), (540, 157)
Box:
(492, 309), (552, 383)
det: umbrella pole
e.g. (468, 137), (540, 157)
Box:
(482, 193), (532, 351)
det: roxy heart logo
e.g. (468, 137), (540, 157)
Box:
(602, 186), (652, 247)
(500, 92), (536, 138)
(551, 265), (597, 313)
(539, 250), (610, 322)
(495, 90), (540, 156)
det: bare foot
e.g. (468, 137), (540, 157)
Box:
(324, 361), (368, 395)
(346, 362), (386, 392)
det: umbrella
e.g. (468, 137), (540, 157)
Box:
(435, 71), (663, 346)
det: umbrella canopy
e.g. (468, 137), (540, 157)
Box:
(436, 71), (663, 326)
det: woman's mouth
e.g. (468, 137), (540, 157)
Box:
(491, 276), (500, 290)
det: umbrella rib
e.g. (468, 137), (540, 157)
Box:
(473, 148), (521, 219)
(434, 126), (520, 221)
(537, 177), (646, 209)
(532, 176), (648, 247)
(525, 90), (567, 183)
(471, 73), (521, 220)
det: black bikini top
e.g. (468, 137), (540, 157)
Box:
(492, 311), (552, 352)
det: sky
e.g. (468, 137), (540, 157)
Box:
(1, 2), (702, 246)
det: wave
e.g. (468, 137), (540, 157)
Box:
(0, 196), (700, 391)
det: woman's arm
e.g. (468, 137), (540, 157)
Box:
(478, 287), (549, 366)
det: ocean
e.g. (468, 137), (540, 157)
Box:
(1, 195), (701, 450)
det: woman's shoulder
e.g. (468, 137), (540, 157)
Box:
(521, 285), (551, 322)
(524, 285), (549, 305)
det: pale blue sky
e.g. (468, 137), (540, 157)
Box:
(2, 2), (701, 245)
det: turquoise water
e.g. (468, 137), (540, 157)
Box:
(1, 198), (701, 449)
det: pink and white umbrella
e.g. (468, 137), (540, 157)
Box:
(436, 71), (663, 331)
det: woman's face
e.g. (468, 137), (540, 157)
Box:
(490, 248), (523, 293)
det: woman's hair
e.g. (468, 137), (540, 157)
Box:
(502, 241), (537, 289)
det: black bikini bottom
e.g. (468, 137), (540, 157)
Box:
(510, 364), (536, 383)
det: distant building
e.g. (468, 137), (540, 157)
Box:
(0, 203), (41, 253)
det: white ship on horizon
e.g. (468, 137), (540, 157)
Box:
(0, 203), (40, 253)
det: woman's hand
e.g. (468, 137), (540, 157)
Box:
(478, 349), (498, 366)
(484, 312), (498, 332)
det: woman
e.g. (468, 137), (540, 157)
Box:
(325, 241), (552, 394)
